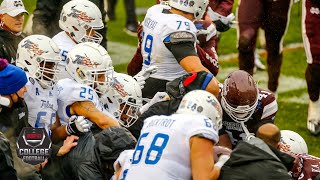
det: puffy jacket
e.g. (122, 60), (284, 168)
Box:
(0, 29), (25, 64)
(218, 138), (295, 180)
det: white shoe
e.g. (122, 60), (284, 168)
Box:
(254, 53), (266, 70)
(307, 99), (320, 135)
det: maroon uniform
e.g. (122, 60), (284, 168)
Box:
(290, 154), (320, 180)
(219, 88), (278, 146)
(237, 0), (292, 92)
(303, 0), (320, 102)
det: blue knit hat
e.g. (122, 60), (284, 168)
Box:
(0, 58), (27, 95)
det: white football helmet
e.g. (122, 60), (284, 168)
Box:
(59, 0), (103, 44)
(169, 0), (209, 21)
(65, 42), (114, 94)
(279, 130), (308, 155)
(102, 73), (143, 128)
(16, 35), (61, 89)
(176, 90), (223, 130)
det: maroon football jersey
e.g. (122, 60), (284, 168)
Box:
(219, 88), (277, 146)
(290, 154), (320, 180)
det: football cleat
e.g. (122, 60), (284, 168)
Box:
(254, 53), (266, 70)
(307, 99), (320, 135)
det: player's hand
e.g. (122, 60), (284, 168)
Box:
(133, 66), (157, 89)
(207, 7), (236, 32)
(214, 146), (232, 163)
(139, 92), (170, 114)
(57, 135), (79, 156)
(66, 115), (90, 135)
(194, 19), (217, 43)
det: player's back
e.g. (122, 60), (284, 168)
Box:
(125, 113), (218, 180)
(141, 4), (197, 81)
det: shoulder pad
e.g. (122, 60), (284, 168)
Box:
(170, 31), (195, 43)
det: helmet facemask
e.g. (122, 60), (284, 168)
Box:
(36, 58), (61, 89)
(221, 95), (258, 123)
(75, 24), (103, 44)
(116, 97), (142, 128)
(80, 67), (114, 95)
(94, 67), (114, 95)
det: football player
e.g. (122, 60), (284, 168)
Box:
(52, 0), (104, 80)
(123, 90), (226, 180)
(280, 130), (320, 180)
(303, 0), (320, 135)
(219, 70), (278, 149)
(127, 0), (220, 99)
(257, 124), (320, 180)
(100, 73), (143, 128)
(54, 42), (119, 139)
(16, 35), (62, 137)
(237, 0), (293, 95)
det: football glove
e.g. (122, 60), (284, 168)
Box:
(207, 7), (236, 32)
(139, 92), (170, 114)
(133, 65), (157, 89)
(194, 19), (217, 43)
(66, 115), (90, 135)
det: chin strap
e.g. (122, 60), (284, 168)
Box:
(240, 121), (255, 141)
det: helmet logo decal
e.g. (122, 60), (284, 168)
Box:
(189, 1), (195, 7)
(180, 100), (204, 113)
(184, 0), (189, 6)
(279, 138), (291, 153)
(112, 79), (128, 97)
(67, 8), (95, 23)
(72, 55), (98, 67)
(206, 95), (222, 115)
(21, 39), (48, 56)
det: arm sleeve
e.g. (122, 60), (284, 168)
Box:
(165, 41), (198, 63)
(127, 45), (143, 76)
(196, 43), (219, 76)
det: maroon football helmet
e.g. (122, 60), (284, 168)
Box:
(221, 70), (259, 123)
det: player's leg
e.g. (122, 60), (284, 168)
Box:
(264, 0), (292, 93)
(302, 0), (320, 135)
(237, 0), (263, 75)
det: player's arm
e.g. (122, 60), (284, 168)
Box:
(217, 126), (232, 149)
(50, 115), (69, 144)
(190, 136), (220, 180)
(70, 101), (119, 129)
(164, 31), (220, 96)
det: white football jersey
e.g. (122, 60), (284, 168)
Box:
(125, 114), (219, 180)
(52, 31), (76, 80)
(141, 5), (197, 81)
(56, 78), (116, 126)
(114, 150), (134, 180)
(24, 73), (58, 136)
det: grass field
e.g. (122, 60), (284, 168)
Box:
(21, 0), (319, 156)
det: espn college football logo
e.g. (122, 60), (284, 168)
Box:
(17, 127), (51, 165)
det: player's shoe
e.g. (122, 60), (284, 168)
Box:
(254, 53), (266, 70)
(307, 99), (320, 135)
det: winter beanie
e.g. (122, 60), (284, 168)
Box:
(0, 58), (27, 95)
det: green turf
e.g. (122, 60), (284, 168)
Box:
(21, 0), (319, 156)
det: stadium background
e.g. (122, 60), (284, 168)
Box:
(18, 0), (319, 156)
